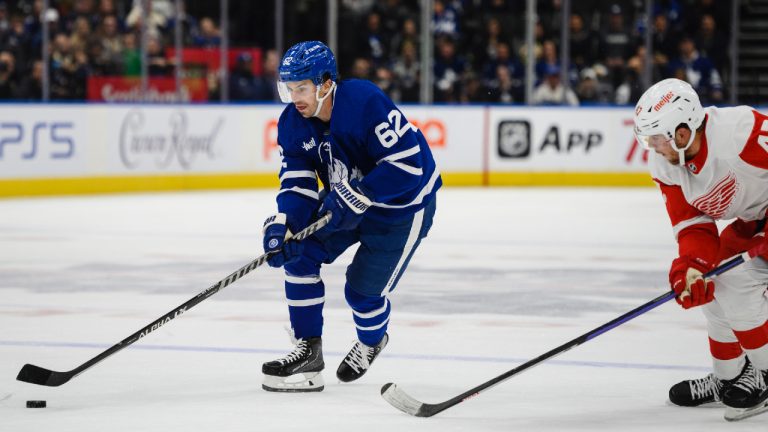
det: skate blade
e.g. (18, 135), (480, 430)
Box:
(724, 399), (768, 421)
(665, 399), (723, 408)
(262, 371), (324, 393)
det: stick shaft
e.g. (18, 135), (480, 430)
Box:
(384, 242), (767, 417)
(17, 213), (331, 387)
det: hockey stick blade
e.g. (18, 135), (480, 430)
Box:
(16, 364), (71, 387)
(16, 213), (331, 387)
(381, 243), (767, 417)
(381, 383), (456, 417)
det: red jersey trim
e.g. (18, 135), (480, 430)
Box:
(739, 110), (768, 169)
(686, 115), (709, 174)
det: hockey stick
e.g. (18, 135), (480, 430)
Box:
(381, 241), (768, 417)
(16, 213), (332, 387)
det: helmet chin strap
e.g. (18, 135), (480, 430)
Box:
(672, 126), (697, 167)
(312, 81), (337, 118)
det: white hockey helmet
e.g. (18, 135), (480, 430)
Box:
(633, 78), (704, 166)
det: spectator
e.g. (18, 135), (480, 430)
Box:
(50, 33), (77, 99)
(1, 15), (27, 67)
(374, 0), (414, 37)
(482, 42), (523, 100)
(97, 0), (126, 33)
(392, 39), (420, 102)
(254, 49), (280, 102)
(374, 65), (399, 101)
(576, 67), (613, 104)
(229, 52), (259, 101)
(433, 0), (460, 40)
(146, 35), (173, 76)
(531, 65), (579, 106)
(349, 57), (372, 80)
(122, 32), (141, 77)
(569, 13), (595, 71)
(695, 14), (727, 72)
(359, 12), (388, 67)
(598, 3), (634, 87)
(191, 17), (220, 48)
(668, 36), (723, 104)
(460, 71), (483, 104)
(69, 16), (92, 55)
(62, 0), (98, 34)
(433, 36), (467, 102)
(615, 55), (644, 105)
(389, 17), (419, 62)
(126, 0), (171, 37)
(472, 16), (505, 69)
(652, 12), (679, 67)
(486, 64), (516, 104)
(0, 50), (17, 98)
(95, 14), (124, 75)
(165, 0), (198, 46)
(16, 59), (42, 100)
(0, 2), (9, 34)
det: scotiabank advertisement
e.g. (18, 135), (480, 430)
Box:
(87, 77), (209, 102)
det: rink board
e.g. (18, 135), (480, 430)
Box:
(0, 104), (653, 197)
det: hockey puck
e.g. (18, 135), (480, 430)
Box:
(26, 400), (46, 408)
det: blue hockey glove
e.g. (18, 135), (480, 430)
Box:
(262, 213), (303, 268)
(319, 178), (372, 232)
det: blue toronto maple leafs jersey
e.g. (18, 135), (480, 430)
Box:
(275, 79), (442, 231)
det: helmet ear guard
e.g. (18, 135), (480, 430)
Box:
(633, 79), (704, 166)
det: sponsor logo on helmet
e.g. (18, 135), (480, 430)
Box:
(305, 45), (322, 54)
(653, 91), (674, 111)
(282, 56), (293, 66)
(635, 105), (643, 116)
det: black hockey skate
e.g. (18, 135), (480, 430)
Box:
(262, 336), (325, 392)
(336, 333), (388, 383)
(669, 373), (732, 407)
(723, 362), (768, 421)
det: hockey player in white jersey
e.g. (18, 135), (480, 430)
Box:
(634, 78), (768, 421)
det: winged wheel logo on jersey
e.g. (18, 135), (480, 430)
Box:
(691, 172), (739, 219)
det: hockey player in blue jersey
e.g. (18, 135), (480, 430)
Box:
(260, 41), (441, 392)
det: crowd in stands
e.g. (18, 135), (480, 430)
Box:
(0, 0), (732, 105)
(340, 0), (731, 105)
(0, 0), (278, 101)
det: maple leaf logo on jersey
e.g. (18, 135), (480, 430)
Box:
(691, 172), (740, 219)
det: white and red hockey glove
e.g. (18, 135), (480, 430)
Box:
(669, 255), (715, 309)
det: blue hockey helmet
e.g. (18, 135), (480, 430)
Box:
(277, 41), (338, 106)
(279, 41), (337, 83)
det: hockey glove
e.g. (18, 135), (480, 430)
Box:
(319, 178), (372, 232)
(263, 213), (303, 268)
(669, 255), (715, 309)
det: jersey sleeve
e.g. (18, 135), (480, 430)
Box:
(357, 93), (426, 204)
(275, 136), (320, 232)
(655, 179), (719, 262)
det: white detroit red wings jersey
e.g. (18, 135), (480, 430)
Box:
(651, 106), (768, 240)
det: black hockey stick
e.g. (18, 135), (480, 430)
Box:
(16, 213), (332, 387)
(381, 241), (768, 417)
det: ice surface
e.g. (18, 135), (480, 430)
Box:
(1, 188), (764, 431)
